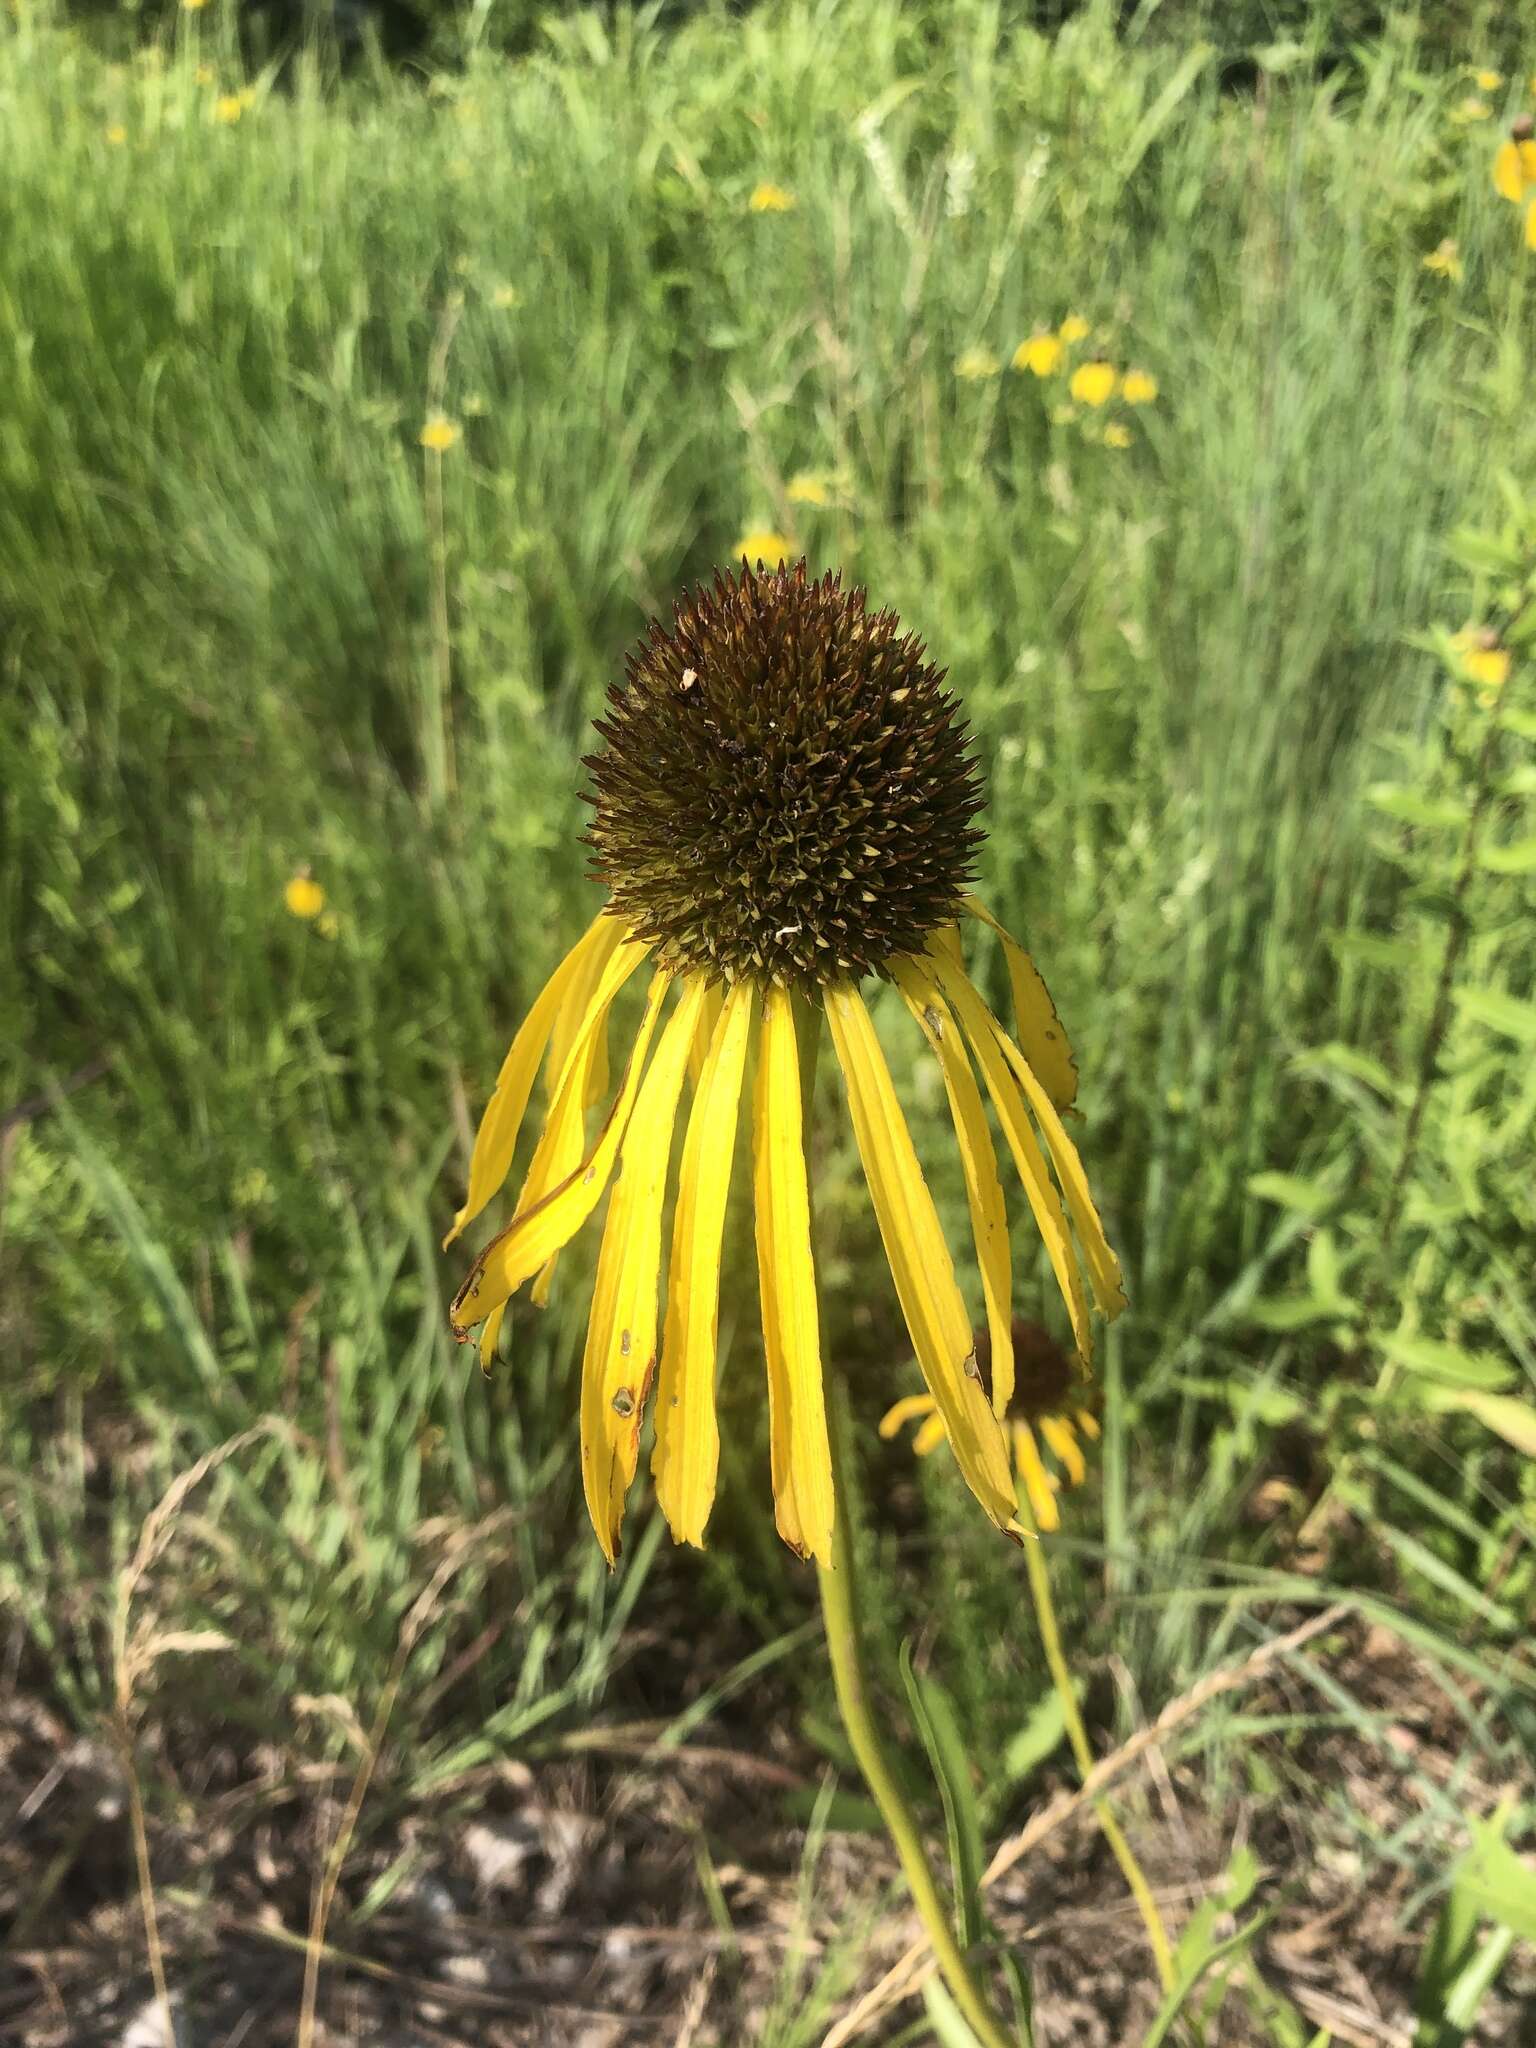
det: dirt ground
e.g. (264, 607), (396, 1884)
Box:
(4, 1608), (1533, 2048)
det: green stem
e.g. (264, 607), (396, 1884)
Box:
(1018, 1521), (1175, 1992)
(817, 1402), (1017, 2048)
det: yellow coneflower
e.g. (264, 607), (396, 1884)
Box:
(1070, 361), (1116, 408)
(731, 528), (791, 565)
(1102, 421), (1133, 450)
(749, 181), (796, 213)
(882, 1317), (1100, 1531)
(1057, 314), (1090, 345)
(213, 93), (244, 125)
(419, 414), (460, 453)
(448, 561), (1125, 1566)
(1493, 117), (1536, 202)
(284, 874), (325, 920)
(1451, 97), (1491, 125)
(1119, 368), (1158, 405)
(1012, 332), (1063, 377)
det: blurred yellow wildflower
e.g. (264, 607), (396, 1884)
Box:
(1451, 98), (1491, 125)
(749, 182), (795, 213)
(1422, 238), (1464, 280)
(213, 93), (243, 124)
(881, 1320), (1101, 1534)
(955, 346), (1001, 379)
(1452, 630), (1510, 694)
(1070, 360), (1116, 408)
(316, 910), (341, 941)
(491, 284), (519, 309)
(419, 414), (461, 452)
(284, 875), (326, 921)
(1528, 200), (1536, 251)
(105, 122), (127, 145)
(732, 528), (791, 565)
(786, 472), (833, 507)
(1058, 314), (1090, 345)
(182, 0), (208, 10)
(1493, 132), (1536, 201)
(1103, 421), (1133, 449)
(195, 63), (214, 85)
(1473, 69), (1502, 94)
(1120, 368), (1158, 405)
(1013, 332), (1063, 377)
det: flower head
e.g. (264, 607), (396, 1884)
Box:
(749, 182), (796, 213)
(1452, 629), (1510, 692)
(955, 346), (1001, 379)
(419, 414), (460, 453)
(882, 1318), (1100, 1531)
(1069, 360), (1116, 408)
(1451, 97), (1491, 125)
(284, 874), (325, 920)
(1103, 421), (1132, 449)
(1013, 332), (1063, 377)
(1119, 368), (1158, 405)
(1494, 122), (1536, 202)
(213, 92), (243, 124)
(1057, 314), (1090, 345)
(786, 471), (834, 507)
(105, 121), (127, 146)
(448, 562), (1125, 1566)
(1422, 238), (1464, 280)
(731, 528), (791, 567)
(1473, 68), (1503, 93)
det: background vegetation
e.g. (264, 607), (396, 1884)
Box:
(2, 0), (1533, 2040)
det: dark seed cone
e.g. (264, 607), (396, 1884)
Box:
(584, 560), (985, 988)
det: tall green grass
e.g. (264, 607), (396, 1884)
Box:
(2, 0), (1532, 1970)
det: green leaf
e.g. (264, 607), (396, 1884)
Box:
(1444, 527), (1523, 577)
(1457, 1815), (1536, 1941)
(1478, 836), (1536, 874)
(1497, 705), (1536, 740)
(1246, 1171), (1336, 1216)
(1412, 1385), (1536, 1456)
(1453, 987), (1536, 1044)
(1376, 1334), (1514, 1391)
(1003, 1687), (1069, 1783)
(900, 1641), (986, 1953)
(1365, 784), (1469, 829)
(1249, 1293), (1347, 1333)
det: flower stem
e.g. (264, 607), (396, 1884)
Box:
(816, 1401), (1017, 2048)
(1017, 1522), (1175, 1991)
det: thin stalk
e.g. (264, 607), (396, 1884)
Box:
(1017, 1519), (1175, 1992)
(816, 1424), (1017, 2048)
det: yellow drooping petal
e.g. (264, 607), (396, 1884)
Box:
(753, 988), (835, 1564)
(580, 978), (708, 1563)
(686, 979), (726, 1092)
(932, 955), (1092, 1367)
(546, 914), (624, 1112)
(912, 1412), (948, 1457)
(878, 1392), (939, 1437)
(962, 894), (1079, 1114)
(892, 959), (1015, 1417)
(1076, 1407), (1101, 1440)
(449, 967), (669, 1334)
(445, 913), (630, 1248)
(1039, 1413), (1087, 1487)
(652, 981), (752, 1548)
(477, 1301), (507, 1375)
(1014, 1422), (1060, 1531)
(1494, 137), (1536, 201)
(824, 984), (1016, 1533)
(936, 953), (1126, 1321)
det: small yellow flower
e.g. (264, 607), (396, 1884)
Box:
(955, 346), (1001, 379)
(1451, 97), (1490, 125)
(104, 121), (127, 145)
(1473, 69), (1502, 94)
(284, 875), (326, 921)
(213, 93), (243, 125)
(1422, 238), (1464, 281)
(786, 472), (833, 507)
(1069, 360), (1116, 408)
(1452, 630), (1511, 691)
(419, 414), (461, 453)
(1057, 314), (1090, 345)
(316, 910), (341, 941)
(1103, 421), (1132, 449)
(881, 1320), (1102, 1534)
(1119, 367), (1158, 405)
(182, 0), (208, 11)
(491, 284), (519, 309)
(749, 182), (795, 213)
(1493, 136), (1536, 202)
(195, 63), (214, 85)
(1527, 197), (1536, 252)
(1012, 331), (1063, 377)
(732, 529), (792, 565)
